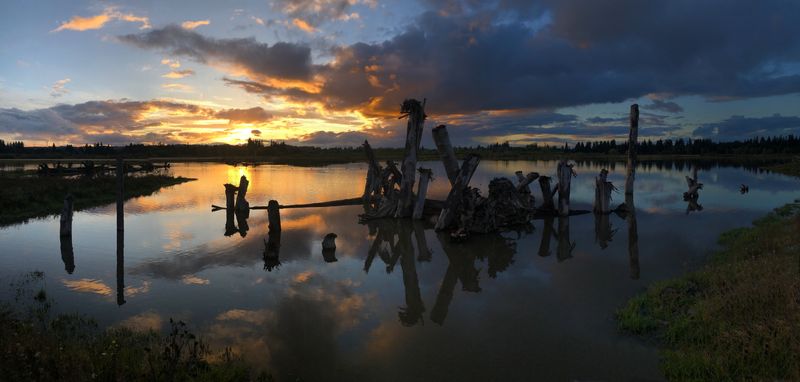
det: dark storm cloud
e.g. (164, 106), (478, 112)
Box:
(119, 25), (313, 80)
(692, 114), (800, 141)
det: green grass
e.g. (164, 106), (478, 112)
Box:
(0, 174), (194, 226)
(0, 271), (272, 382)
(617, 201), (800, 381)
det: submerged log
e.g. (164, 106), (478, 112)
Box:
(235, 175), (249, 212)
(556, 160), (576, 217)
(60, 194), (74, 237)
(413, 168), (433, 219)
(395, 99), (427, 218)
(593, 169), (616, 214)
(435, 154), (481, 231)
(538, 176), (556, 212)
(432, 125), (459, 186)
(625, 104), (639, 195)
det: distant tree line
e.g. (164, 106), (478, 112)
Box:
(0, 139), (25, 153)
(571, 135), (800, 155)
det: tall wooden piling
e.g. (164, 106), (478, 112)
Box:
(593, 169), (614, 214)
(625, 104), (639, 195)
(556, 160), (574, 216)
(435, 154), (480, 231)
(432, 125), (459, 186)
(395, 99), (426, 218)
(413, 168), (433, 219)
(235, 175), (249, 212)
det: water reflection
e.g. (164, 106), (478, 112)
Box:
(593, 213), (616, 249)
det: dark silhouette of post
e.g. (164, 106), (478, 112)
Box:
(235, 175), (249, 212)
(394, 99), (426, 218)
(556, 216), (575, 261)
(267, 200), (281, 232)
(625, 104), (639, 196)
(60, 194), (75, 273)
(594, 213), (615, 250)
(413, 221), (432, 261)
(413, 168), (433, 219)
(435, 154), (480, 231)
(264, 200), (282, 271)
(626, 193), (640, 279)
(538, 176), (556, 212)
(538, 216), (555, 257)
(556, 160), (575, 216)
(116, 157), (125, 306)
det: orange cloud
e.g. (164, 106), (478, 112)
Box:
(53, 7), (150, 32)
(162, 69), (195, 79)
(181, 20), (210, 30)
(292, 18), (316, 33)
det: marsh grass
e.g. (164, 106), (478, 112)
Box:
(617, 201), (800, 380)
(0, 173), (194, 226)
(0, 271), (271, 382)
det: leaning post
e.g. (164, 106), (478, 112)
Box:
(432, 125), (459, 186)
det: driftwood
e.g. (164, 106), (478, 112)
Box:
(556, 160), (577, 217)
(394, 99), (426, 218)
(413, 168), (433, 219)
(235, 175), (249, 212)
(593, 169), (616, 214)
(435, 154), (480, 231)
(432, 125), (459, 186)
(625, 104), (639, 195)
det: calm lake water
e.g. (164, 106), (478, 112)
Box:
(1, 160), (798, 381)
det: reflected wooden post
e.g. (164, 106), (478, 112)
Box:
(116, 157), (125, 306)
(397, 221), (425, 326)
(432, 125), (459, 186)
(538, 216), (555, 257)
(593, 169), (615, 214)
(394, 99), (426, 218)
(264, 199), (282, 271)
(625, 104), (639, 196)
(413, 221), (432, 261)
(235, 209), (249, 237)
(224, 184), (238, 210)
(60, 194), (75, 274)
(594, 213), (615, 249)
(322, 233), (337, 263)
(435, 154), (480, 231)
(626, 193), (640, 279)
(413, 168), (433, 219)
(556, 216), (575, 261)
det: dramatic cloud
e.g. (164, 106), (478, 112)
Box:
(273, 0), (367, 28)
(646, 99), (684, 113)
(162, 69), (195, 78)
(50, 78), (71, 97)
(693, 114), (800, 141)
(215, 107), (272, 123)
(181, 20), (210, 30)
(119, 25), (313, 80)
(52, 7), (150, 32)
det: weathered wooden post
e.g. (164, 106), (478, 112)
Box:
(264, 200), (282, 271)
(593, 169), (615, 214)
(412, 168), (433, 219)
(435, 154), (481, 231)
(362, 140), (383, 201)
(60, 194), (74, 237)
(116, 157), (125, 306)
(538, 176), (556, 212)
(235, 175), (249, 212)
(267, 200), (281, 232)
(224, 184), (238, 210)
(394, 99), (426, 218)
(556, 160), (575, 216)
(625, 104), (639, 195)
(432, 125), (459, 186)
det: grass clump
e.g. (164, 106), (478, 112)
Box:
(0, 271), (272, 382)
(0, 174), (194, 226)
(617, 200), (800, 381)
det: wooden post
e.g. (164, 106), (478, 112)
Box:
(267, 199), (281, 232)
(395, 99), (426, 218)
(593, 169), (614, 214)
(60, 194), (73, 237)
(432, 125), (459, 186)
(556, 160), (575, 216)
(116, 157), (125, 306)
(362, 140), (383, 201)
(538, 176), (555, 211)
(625, 104), (639, 195)
(235, 175), (249, 212)
(413, 168), (433, 219)
(435, 154), (480, 231)
(224, 184), (238, 210)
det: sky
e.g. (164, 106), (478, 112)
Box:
(1, 0), (800, 147)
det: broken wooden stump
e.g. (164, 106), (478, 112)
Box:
(267, 200), (281, 232)
(432, 125), (459, 186)
(538, 176), (556, 212)
(224, 184), (238, 211)
(515, 171), (539, 209)
(362, 140), (383, 202)
(625, 104), (639, 195)
(235, 175), (249, 212)
(435, 154), (480, 231)
(593, 169), (616, 214)
(413, 168), (433, 219)
(394, 98), (427, 218)
(556, 159), (576, 217)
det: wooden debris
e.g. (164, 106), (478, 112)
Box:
(235, 175), (249, 212)
(413, 168), (433, 219)
(593, 169), (616, 214)
(394, 99), (427, 218)
(625, 104), (639, 195)
(435, 154), (480, 231)
(432, 125), (459, 186)
(556, 159), (576, 217)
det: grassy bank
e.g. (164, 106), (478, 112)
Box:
(0, 272), (269, 381)
(0, 174), (194, 226)
(617, 199), (800, 380)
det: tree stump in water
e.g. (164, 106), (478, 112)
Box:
(432, 125), (459, 186)
(538, 176), (556, 212)
(267, 200), (281, 232)
(394, 99), (426, 218)
(625, 104), (639, 195)
(362, 140), (383, 201)
(593, 169), (616, 214)
(413, 168), (433, 219)
(435, 154), (480, 231)
(224, 184), (238, 211)
(235, 175), (249, 212)
(556, 160), (576, 217)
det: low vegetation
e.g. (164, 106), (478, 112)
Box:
(617, 200), (800, 380)
(0, 271), (271, 381)
(0, 173), (194, 226)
